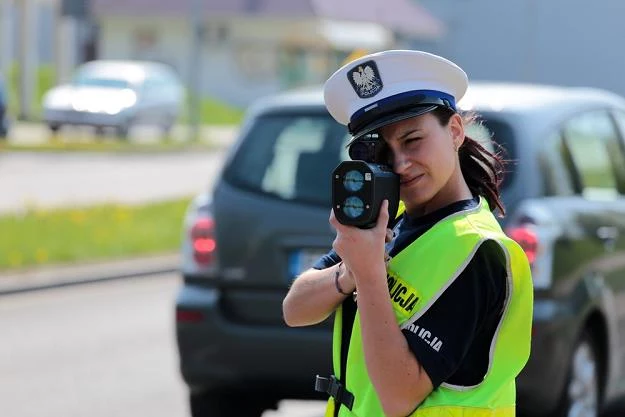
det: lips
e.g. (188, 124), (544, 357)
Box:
(400, 174), (424, 186)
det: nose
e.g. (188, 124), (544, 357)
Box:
(393, 151), (411, 174)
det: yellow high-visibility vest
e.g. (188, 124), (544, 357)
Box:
(326, 197), (533, 417)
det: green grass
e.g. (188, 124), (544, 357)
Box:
(180, 95), (245, 125)
(6, 63), (245, 125)
(0, 139), (218, 153)
(0, 197), (192, 270)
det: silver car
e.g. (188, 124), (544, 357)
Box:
(42, 60), (184, 138)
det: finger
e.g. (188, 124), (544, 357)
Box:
(385, 228), (394, 242)
(329, 208), (338, 227)
(376, 200), (389, 231)
(329, 208), (348, 235)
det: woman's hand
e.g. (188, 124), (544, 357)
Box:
(329, 200), (391, 283)
(338, 262), (357, 294)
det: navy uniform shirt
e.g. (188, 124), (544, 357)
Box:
(312, 197), (507, 388)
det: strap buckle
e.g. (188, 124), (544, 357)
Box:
(315, 375), (354, 410)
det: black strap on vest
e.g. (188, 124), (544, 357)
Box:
(336, 297), (357, 415)
(315, 375), (354, 410)
(314, 297), (358, 416)
(340, 298), (357, 382)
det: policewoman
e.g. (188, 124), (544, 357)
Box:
(282, 50), (533, 417)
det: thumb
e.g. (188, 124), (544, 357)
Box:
(376, 200), (389, 231)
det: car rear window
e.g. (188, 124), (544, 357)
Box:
(223, 111), (515, 205)
(223, 112), (350, 206)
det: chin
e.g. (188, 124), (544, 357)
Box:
(400, 188), (434, 212)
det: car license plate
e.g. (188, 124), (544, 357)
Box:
(288, 249), (328, 282)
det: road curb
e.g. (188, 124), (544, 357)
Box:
(0, 253), (180, 296)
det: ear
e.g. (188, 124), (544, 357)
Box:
(448, 113), (465, 149)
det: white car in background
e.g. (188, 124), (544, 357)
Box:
(42, 60), (185, 138)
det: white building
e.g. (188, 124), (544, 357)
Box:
(91, 0), (444, 106)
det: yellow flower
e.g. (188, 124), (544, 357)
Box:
(35, 248), (49, 264)
(115, 208), (131, 223)
(70, 210), (86, 224)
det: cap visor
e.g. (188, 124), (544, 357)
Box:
(347, 105), (439, 146)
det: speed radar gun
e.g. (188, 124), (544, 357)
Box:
(325, 51), (456, 229)
(332, 133), (400, 229)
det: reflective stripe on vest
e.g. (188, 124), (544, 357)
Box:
(326, 197), (533, 417)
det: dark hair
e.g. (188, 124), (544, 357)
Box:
(431, 106), (508, 216)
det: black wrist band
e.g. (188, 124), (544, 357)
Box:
(335, 262), (352, 296)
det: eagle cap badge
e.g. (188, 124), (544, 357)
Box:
(348, 60), (383, 99)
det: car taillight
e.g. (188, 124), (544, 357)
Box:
(191, 217), (216, 266)
(176, 309), (204, 323)
(506, 225), (539, 265)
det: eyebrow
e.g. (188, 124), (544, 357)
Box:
(396, 129), (423, 141)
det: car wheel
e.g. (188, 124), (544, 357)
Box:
(557, 330), (600, 417)
(158, 113), (176, 139)
(115, 123), (130, 140)
(189, 388), (277, 417)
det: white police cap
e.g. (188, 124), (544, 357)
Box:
(324, 50), (468, 141)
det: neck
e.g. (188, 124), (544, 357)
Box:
(406, 168), (472, 217)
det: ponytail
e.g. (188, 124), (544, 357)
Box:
(432, 107), (508, 216)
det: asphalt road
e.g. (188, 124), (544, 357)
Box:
(0, 121), (237, 214)
(0, 150), (227, 214)
(0, 273), (325, 417)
